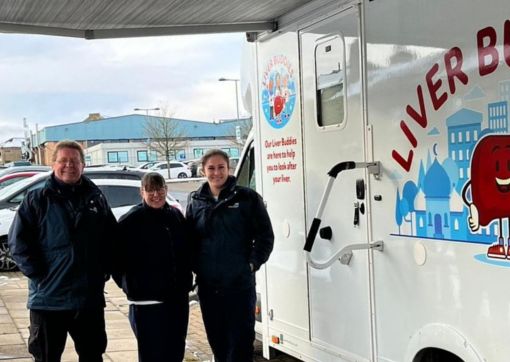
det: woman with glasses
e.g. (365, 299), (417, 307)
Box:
(187, 149), (274, 362)
(113, 172), (192, 362)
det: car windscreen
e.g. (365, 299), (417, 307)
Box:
(98, 185), (141, 208)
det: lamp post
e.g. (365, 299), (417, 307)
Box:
(134, 107), (160, 164)
(134, 107), (160, 118)
(218, 78), (240, 121)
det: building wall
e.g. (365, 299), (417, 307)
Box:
(84, 139), (241, 166)
(0, 147), (22, 165)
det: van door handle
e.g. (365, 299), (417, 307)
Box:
(306, 241), (384, 269)
(353, 202), (360, 226)
(303, 161), (381, 252)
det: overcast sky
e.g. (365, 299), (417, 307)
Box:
(0, 32), (246, 142)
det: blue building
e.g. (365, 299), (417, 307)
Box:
(446, 108), (482, 192)
(488, 101), (508, 133)
(31, 113), (251, 166)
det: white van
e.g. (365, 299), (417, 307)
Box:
(235, 0), (510, 361)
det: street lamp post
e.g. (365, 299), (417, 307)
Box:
(218, 78), (240, 121)
(134, 107), (160, 164)
(134, 107), (160, 118)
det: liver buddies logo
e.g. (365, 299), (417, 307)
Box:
(261, 55), (297, 129)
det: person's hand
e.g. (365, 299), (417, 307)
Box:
(468, 204), (479, 231)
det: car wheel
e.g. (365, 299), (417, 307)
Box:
(177, 173), (188, 178)
(0, 237), (17, 272)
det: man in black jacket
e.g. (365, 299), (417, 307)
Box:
(8, 140), (117, 362)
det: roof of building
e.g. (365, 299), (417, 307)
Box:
(424, 158), (451, 199)
(0, 138), (26, 148)
(445, 108), (482, 128)
(33, 114), (251, 145)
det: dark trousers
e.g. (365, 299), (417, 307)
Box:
(128, 293), (189, 362)
(28, 308), (107, 362)
(198, 286), (256, 362)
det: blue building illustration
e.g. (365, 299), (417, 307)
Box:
(396, 83), (510, 245)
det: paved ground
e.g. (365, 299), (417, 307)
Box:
(0, 272), (299, 361)
(0, 180), (300, 361)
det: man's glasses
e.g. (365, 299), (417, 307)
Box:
(55, 159), (82, 166)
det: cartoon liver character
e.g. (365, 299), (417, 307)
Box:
(462, 135), (510, 258)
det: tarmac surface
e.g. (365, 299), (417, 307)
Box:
(0, 272), (300, 361)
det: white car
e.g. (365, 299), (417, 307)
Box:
(149, 161), (191, 179)
(0, 178), (183, 272)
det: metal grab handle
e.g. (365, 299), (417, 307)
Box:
(306, 241), (384, 269)
(303, 161), (381, 252)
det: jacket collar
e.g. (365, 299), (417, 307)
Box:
(196, 175), (237, 200)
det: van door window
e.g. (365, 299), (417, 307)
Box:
(236, 143), (256, 190)
(315, 35), (346, 127)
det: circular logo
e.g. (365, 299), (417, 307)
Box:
(261, 55), (296, 129)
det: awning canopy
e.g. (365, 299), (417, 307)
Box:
(0, 0), (314, 39)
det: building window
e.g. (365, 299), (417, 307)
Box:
(474, 130), (478, 140)
(454, 219), (459, 231)
(451, 151), (456, 160)
(137, 150), (148, 162)
(465, 131), (470, 142)
(221, 148), (240, 157)
(194, 148), (205, 159)
(167, 149), (186, 161)
(459, 168), (464, 178)
(458, 150), (463, 160)
(450, 132), (455, 143)
(458, 131), (462, 142)
(419, 217), (424, 228)
(107, 151), (128, 163)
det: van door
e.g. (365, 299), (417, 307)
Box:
(300, 5), (373, 360)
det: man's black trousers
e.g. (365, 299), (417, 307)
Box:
(198, 286), (256, 362)
(28, 308), (107, 362)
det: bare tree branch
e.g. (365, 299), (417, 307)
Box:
(144, 108), (188, 179)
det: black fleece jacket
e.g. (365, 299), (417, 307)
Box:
(113, 202), (192, 302)
(186, 176), (274, 291)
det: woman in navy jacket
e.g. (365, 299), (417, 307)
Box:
(186, 149), (274, 362)
(113, 172), (192, 362)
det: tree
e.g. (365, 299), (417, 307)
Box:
(395, 188), (403, 234)
(401, 180), (418, 235)
(144, 108), (188, 179)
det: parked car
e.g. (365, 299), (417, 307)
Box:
(137, 161), (160, 170)
(0, 178), (183, 271)
(4, 160), (32, 167)
(0, 165), (50, 178)
(0, 169), (149, 211)
(0, 172), (42, 189)
(183, 159), (200, 177)
(149, 161), (191, 179)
